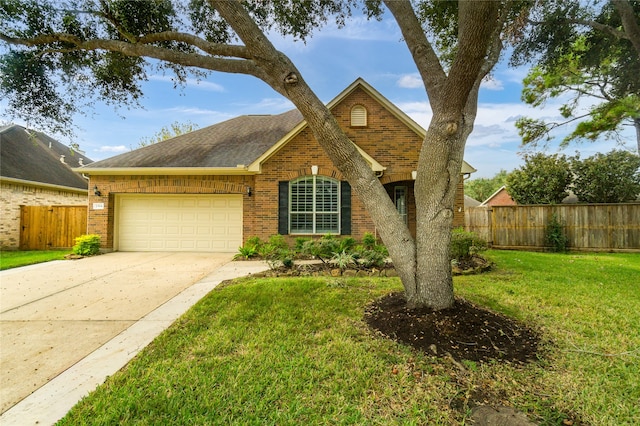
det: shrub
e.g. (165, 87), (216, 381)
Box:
(294, 237), (310, 251)
(234, 236), (261, 260)
(234, 245), (258, 260)
(331, 250), (356, 270)
(245, 236), (262, 248)
(362, 232), (377, 250)
(72, 234), (101, 256)
(301, 235), (341, 262)
(338, 237), (356, 253)
(354, 247), (387, 268)
(450, 228), (487, 262)
(545, 213), (569, 252)
(267, 234), (288, 250)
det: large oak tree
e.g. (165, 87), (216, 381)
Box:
(1, 0), (522, 310)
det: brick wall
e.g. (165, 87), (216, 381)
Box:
(249, 87), (467, 240)
(485, 188), (516, 206)
(0, 181), (87, 250)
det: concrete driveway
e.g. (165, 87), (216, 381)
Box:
(0, 252), (268, 425)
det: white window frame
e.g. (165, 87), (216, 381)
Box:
(289, 176), (340, 234)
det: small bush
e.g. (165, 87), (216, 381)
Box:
(331, 250), (356, 270)
(362, 232), (377, 250)
(294, 237), (310, 251)
(545, 213), (569, 252)
(234, 236), (262, 260)
(338, 237), (356, 253)
(450, 228), (487, 262)
(354, 248), (387, 268)
(301, 235), (341, 262)
(267, 234), (288, 250)
(234, 245), (258, 260)
(72, 234), (101, 256)
(245, 236), (262, 248)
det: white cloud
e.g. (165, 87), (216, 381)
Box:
(236, 97), (295, 113)
(397, 74), (423, 89)
(481, 76), (504, 91)
(97, 145), (127, 153)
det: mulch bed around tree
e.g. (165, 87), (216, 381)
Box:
(254, 257), (540, 365)
(364, 292), (541, 364)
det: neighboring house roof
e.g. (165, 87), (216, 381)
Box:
(480, 186), (516, 206)
(0, 125), (93, 191)
(79, 78), (476, 176)
(464, 195), (482, 208)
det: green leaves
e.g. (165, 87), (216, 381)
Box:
(515, 1), (640, 151)
(571, 150), (640, 203)
(506, 150), (640, 204)
(464, 170), (508, 202)
(506, 153), (572, 204)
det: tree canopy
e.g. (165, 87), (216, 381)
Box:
(571, 150), (640, 203)
(506, 153), (573, 204)
(513, 0), (640, 152)
(137, 121), (199, 148)
(464, 170), (509, 203)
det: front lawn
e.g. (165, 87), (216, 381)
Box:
(0, 249), (70, 271)
(59, 251), (639, 425)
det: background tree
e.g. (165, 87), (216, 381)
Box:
(0, 0), (527, 310)
(137, 121), (199, 148)
(571, 150), (640, 203)
(506, 153), (573, 204)
(464, 169), (509, 203)
(513, 0), (640, 152)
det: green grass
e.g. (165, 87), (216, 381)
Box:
(0, 249), (70, 270)
(59, 251), (640, 425)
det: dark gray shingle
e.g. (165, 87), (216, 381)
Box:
(85, 109), (303, 169)
(1, 125), (93, 190)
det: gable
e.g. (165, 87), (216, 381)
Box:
(250, 78), (475, 175)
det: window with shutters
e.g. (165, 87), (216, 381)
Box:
(289, 176), (340, 234)
(350, 105), (367, 127)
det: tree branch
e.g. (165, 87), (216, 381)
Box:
(382, 0), (446, 106)
(612, 0), (640, 57)
(444, 1), (500, 113)
(137, 31), (251, 58)
(0, 32), (265, 79)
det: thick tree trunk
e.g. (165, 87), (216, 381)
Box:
(214, 0), (499, 311)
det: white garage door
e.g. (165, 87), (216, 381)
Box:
(116, 194), (242, 252)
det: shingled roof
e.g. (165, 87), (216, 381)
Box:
(0, 125), (93, 190)
(84, 109), (303, 169)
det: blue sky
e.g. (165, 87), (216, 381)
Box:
(3, 12), (632, 178)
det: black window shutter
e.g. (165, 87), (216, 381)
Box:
(278, 181), (289, 235)
(340, 181), (351, 235)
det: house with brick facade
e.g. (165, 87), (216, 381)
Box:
(78, 78), (475, 253)
(480, 186), (517, 207)
(0, 125), (93, 249)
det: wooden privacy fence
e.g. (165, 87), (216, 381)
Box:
(20, 205), (88, 250)
(465, 203), (640, 252)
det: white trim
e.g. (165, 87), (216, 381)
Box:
(0, 176), (88, 194)
(74, 166), (256, 176)
(480, 185), (507, 206)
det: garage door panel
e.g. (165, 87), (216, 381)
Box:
(117, 195), (242, 252)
